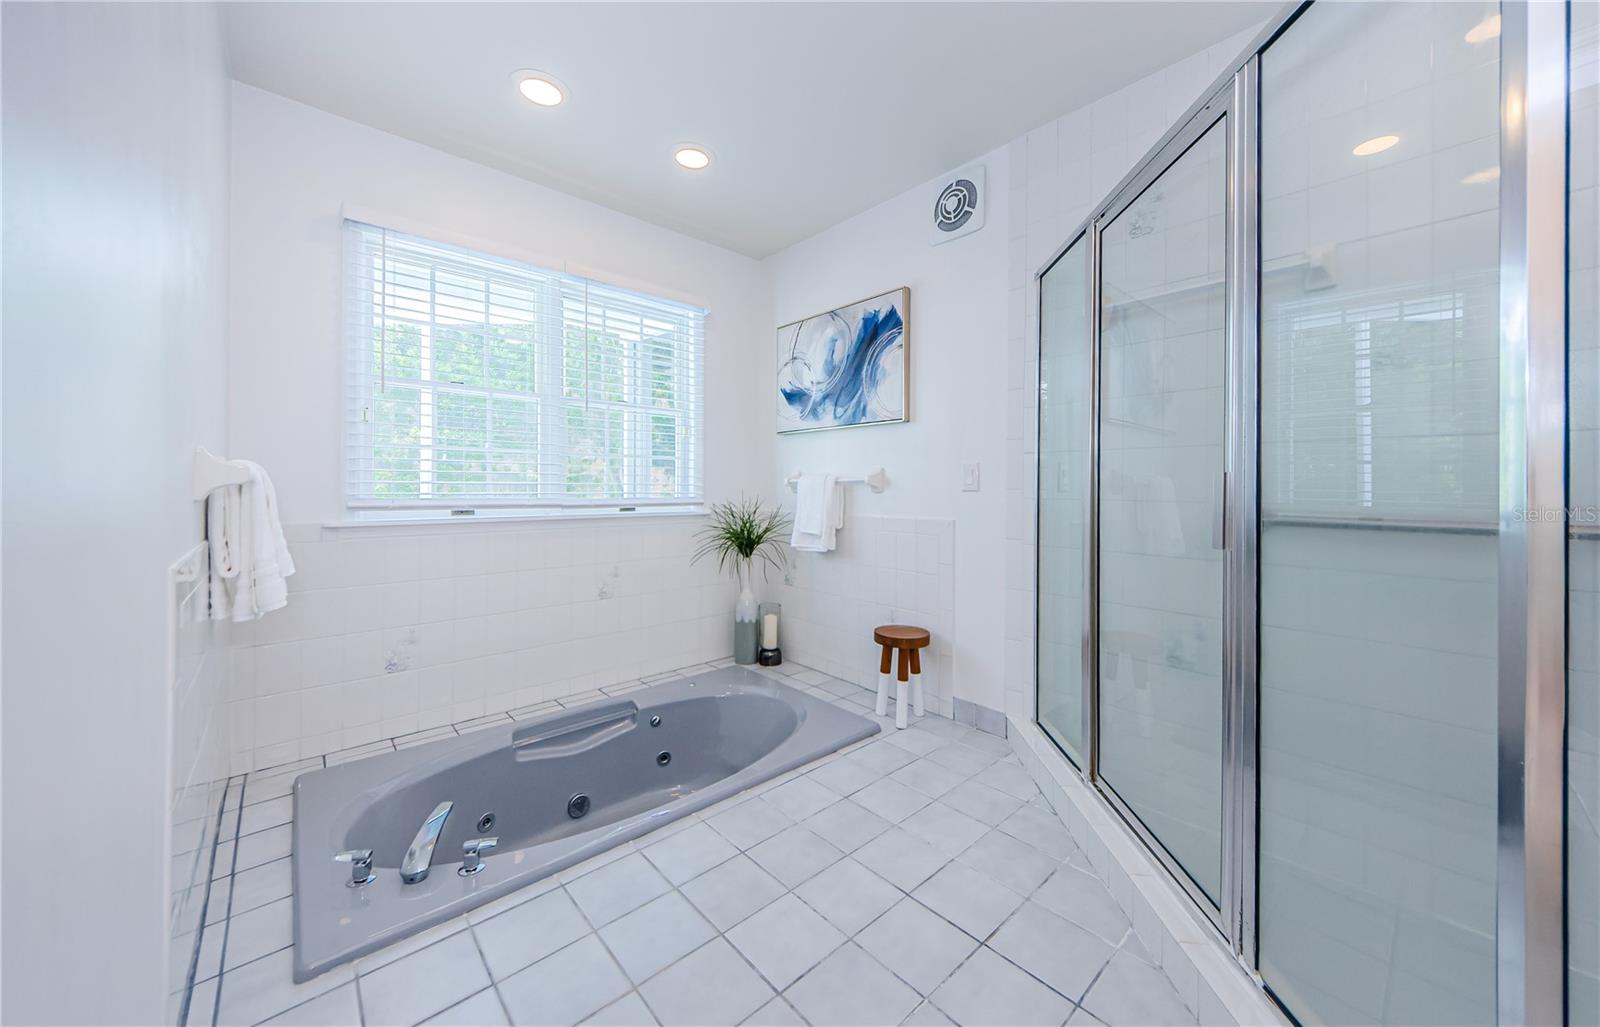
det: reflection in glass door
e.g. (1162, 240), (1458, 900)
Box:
(1037, 236), (1091, 765)
(1255, 2), (1501, 1022)
(1097, 118), (1229, 905)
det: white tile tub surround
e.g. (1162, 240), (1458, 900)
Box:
(774, 515), (957, 719)
(187, 661), (1197, 1027)
(224, 516), (735, 772)
(223, 78), (777, 762)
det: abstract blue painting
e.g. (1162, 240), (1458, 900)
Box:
(776, 287), (909, 434)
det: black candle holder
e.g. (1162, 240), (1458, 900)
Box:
(757, 601), (781, 666)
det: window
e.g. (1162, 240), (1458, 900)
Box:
(1260, 272), (1499, 524)
(343, 221), (704, 513)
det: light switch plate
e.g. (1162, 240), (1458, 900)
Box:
(961, 463), (981, 492)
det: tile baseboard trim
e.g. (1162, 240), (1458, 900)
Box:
(1007, 718), (1289, 1027)
(952, 697), (1007, 738)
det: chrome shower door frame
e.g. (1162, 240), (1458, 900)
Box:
(1031, 3), (1575, 1020)
(1090, 78), (1240, 936)
(1497, 2), (1570, 1025)
(1224, 54), (1261, 966)
(1033, 226), (1093, 772)
(1033, 53), (1266, 962)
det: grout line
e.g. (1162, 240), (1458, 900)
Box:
(462, 924), (515, 1027)
(206, 780), (247, 1027)
(583, 779), (929, 1014)
(553, 879), (652, 1024)
(1074, 957), (1116, 1019)
(176, 777), (238, 1027)
(635, 767), (1007, 1015)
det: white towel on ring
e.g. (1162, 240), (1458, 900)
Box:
(207, 459), (295, 621)
(791, 474), (844, 553)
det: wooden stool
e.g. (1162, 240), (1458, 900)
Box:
(873, 625), (930, 729)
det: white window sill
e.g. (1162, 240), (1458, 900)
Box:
(322, 506), (707, 530)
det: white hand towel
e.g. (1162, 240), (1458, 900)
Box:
(791, 474), (844, 553)
(238, 460), (295, 620)
(820, 478), (844, 550)
(205, 459), (295, 621)
(206, 477), (242, 622)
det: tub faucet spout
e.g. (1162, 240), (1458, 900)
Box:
(400, 801), (453, 884)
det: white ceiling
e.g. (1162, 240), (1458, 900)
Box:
(222, 2), (1271, 258)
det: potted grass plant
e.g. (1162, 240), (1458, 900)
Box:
(692, 497), (791, 664)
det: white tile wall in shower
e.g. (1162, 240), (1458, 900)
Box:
(1003, 27), (1265, 726)
(224, 516), (733, 772)
(774, 516), (956, 718)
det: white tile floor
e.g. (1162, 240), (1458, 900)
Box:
(181, 661), (1197, 1027)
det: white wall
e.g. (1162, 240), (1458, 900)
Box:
(772, 514), (959, 717)
(764, 150), (1012, 716)
(224, 86), (772, 770)
(230, 83), (771, 525)
(1, 3), (233, 1023)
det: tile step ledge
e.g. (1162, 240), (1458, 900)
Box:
(1008, 719), (1289, 1027)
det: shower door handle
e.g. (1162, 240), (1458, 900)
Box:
(1212, 471), (1228, 550)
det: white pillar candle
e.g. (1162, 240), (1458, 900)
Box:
(761, 612), (778, 649)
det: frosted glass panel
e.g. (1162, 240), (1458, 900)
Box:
(1037, 237), (1091, 764)
(1256, 3), (1500, 1024)
(1097, 120), (1227, 903)
(1571, 1), (1599, 1020)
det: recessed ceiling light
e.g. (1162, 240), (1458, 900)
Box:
(1352, 134), (1400, 157)
(513, 71), (565, 107)
(1462, 166), (1501, 185)
(1465, 13), (1501, 45)
(673, 146), (712, 171)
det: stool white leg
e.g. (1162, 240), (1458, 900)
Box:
(875, 673), (889, 717)
(911, 670), (924, 718)
(895, 679), (908, 729)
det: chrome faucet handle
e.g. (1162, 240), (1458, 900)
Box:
(334, 849), (375, 887)
(459, 836), (499, 877)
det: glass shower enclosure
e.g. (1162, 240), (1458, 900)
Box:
(1034, 2), (1587, 1024)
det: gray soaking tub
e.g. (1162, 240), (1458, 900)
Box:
(290, 666), (878, 980)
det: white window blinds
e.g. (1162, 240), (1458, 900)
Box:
(343, 220), (704, 511)
(1260, 269), (1500, 524)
